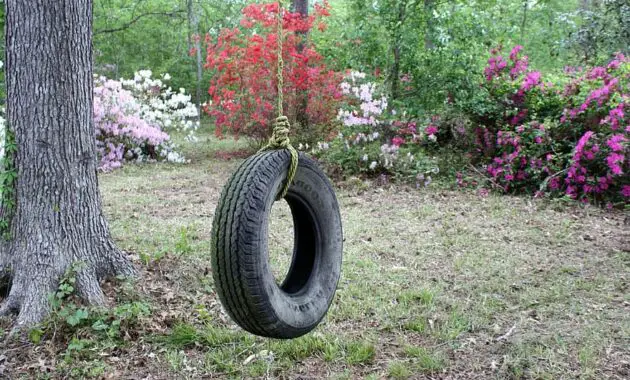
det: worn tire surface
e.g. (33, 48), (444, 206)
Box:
(210, 150), (343, 339)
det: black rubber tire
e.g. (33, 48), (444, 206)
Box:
(210, 150), (343, 339)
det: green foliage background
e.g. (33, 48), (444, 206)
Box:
(314, 0), (628, 114)
(0, 0), (625, 120)
(84, 0), (629, 117)
(93, 0), (252, 91)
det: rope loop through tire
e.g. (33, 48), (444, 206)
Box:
(210, 151), (343, 339)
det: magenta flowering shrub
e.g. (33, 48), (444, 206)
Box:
(457, 46), (629, 205)
(389, 116), (443, 147)
(94, 76), (186, 171)
(546, 54), (628, 204)
(564, 129), (628, 203)
(483, 121), (563, 193)
(471, 45), (561, 155)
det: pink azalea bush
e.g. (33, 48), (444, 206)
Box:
(94, 75), (187, 171)
(1, 69), (192, 172)
(461, 46), (628, 205)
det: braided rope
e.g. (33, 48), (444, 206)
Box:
(258, 1), (298, 200)
(276, 0), (284, 121)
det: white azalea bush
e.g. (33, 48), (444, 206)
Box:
(120, 70), (199, 141)
(312, 71), (439, 185)
(94, 70), (199, 171)
(336, 71), (388, 127)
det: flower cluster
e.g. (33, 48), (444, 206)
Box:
(94, 76), (186, 171)
(465, 47), (629, 205)
(120, 69), (199, 141)
(337, 71), (388, 127)
(485, 45), (530, 82)
(483, 122), (557, 193)
(564, 130), (627, 203)
(388, 114), (444, 147)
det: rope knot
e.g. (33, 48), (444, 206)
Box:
(258, 115), (298, 200)
(269, 116), (291, 149)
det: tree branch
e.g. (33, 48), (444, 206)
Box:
(95, 10), (186, 35)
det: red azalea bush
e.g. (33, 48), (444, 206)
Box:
(204, 1), (343, 144)
(454, 46), (629, 205)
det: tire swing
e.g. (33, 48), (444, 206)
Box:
(209, 1), (343, 339)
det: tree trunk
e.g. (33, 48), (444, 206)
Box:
(187, 0), (203, 125)
(578, 0), (599, 64)
(391, 43), (401, 101)
(195, 36), (203, 125)
(187, 0), (194, 53)
(389, 1), (406, 102)
(1, 0), (136, 327)
(292, 0), (309, 137)
(424, 0), (435, 50)
(520, 0), (528, 45)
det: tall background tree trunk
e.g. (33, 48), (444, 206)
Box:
(579, 0), (598, 63)
(520, 0), (528, 45)
(424, 0), (435, 50)
(389, 1), (406, 102)
(1, 0), (135, 326)
(391, 43), (401, 101)
(292, 0), (309, 138)
(187, 0), (203, 126)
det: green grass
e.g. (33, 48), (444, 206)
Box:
(345, 341), (376, 365)
(4, 132), (629, 379)
(388, 361), (413, 379)
(403, 346), (446, 372)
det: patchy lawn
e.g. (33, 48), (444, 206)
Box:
(1, 135), (629, 379)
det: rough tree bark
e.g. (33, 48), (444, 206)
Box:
(0, 0), (136, 326)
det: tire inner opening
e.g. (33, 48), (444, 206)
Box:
(267, 194), (318, 295)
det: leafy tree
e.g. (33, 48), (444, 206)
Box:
(313, 0), (594, 114)
(93, 0), (251, 91)
(568, 0), (630, 64)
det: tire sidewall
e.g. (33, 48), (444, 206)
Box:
(258, 153), (343, 333)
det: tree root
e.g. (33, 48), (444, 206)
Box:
(0, 244), (137, 328)
(0, 296), (18, 317)
(76, 269), (106, 307)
